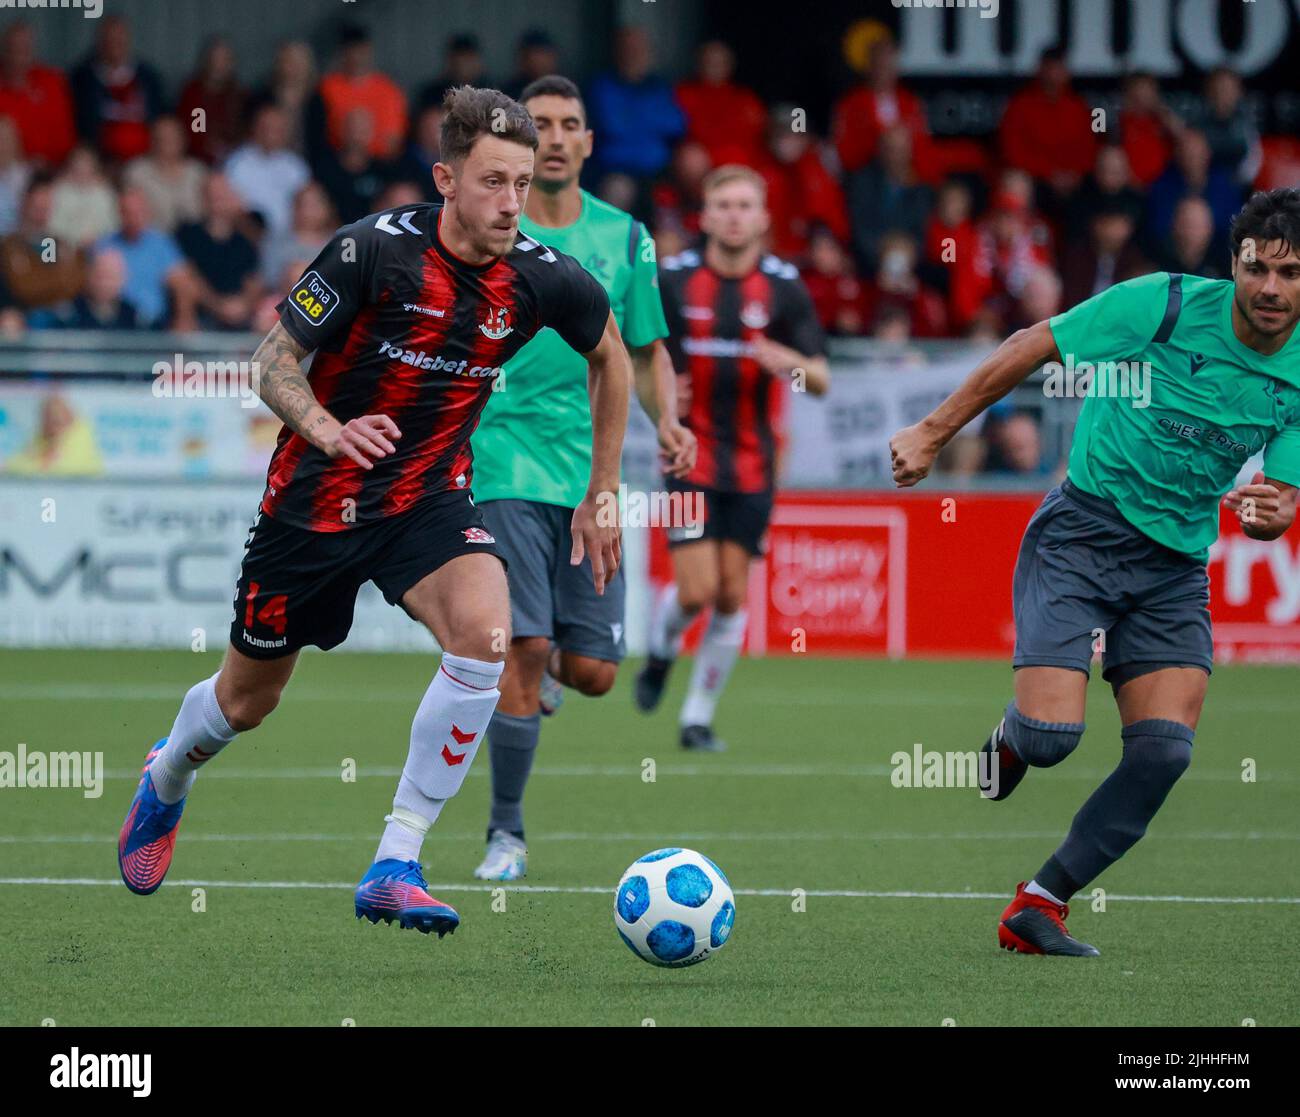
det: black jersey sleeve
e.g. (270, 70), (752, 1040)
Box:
(276, 219), (381, 352)
(656, 257), (686, 369)
(539, 251), (611, 355)
(773, 273), (828, 359)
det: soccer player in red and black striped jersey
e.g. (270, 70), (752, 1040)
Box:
(117, 87), (632, 935)
(635, 165), (829, 751)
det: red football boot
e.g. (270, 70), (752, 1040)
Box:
(998, 881), (1100, 956)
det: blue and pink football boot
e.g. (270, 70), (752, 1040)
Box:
(117, 739), (186, 895)
(354, 859), (460, 937)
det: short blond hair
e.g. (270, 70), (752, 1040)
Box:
(701, 164), (767, 202)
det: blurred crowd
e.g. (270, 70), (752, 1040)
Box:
(0, 15), (1294, 351)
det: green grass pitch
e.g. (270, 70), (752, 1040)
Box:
(1, 649), (1296, 1027)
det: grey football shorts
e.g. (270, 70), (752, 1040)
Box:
(479, 498), (627, 663)
(1012, 479), (1213, 683)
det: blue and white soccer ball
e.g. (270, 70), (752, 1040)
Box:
(614, 847), (736, 967)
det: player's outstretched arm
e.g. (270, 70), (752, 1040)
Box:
(252, 321), (400, 471)
(890, 319), (1060, 487)
(633, 339), (696, 477)
(571, 311), (632, 594)
(1225, 472), (1298, 541)
(752, 338), (831, 396)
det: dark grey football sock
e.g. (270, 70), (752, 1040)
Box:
(486, 711), (541, 840)
(1003, 701), (1085, 767)
(1036, 718), (1194, 900)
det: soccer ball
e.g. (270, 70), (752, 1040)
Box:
(614, 847), (736, 967)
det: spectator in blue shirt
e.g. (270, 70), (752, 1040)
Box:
(1142, 129), (1242, 261)
(95, 187), (197, 328)
(586, 27), (685, 215)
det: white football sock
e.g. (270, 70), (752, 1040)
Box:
(152, 673), (238, 805)
(373, 653), (503, 865)
(1025, 879), (1066, 906)
(679, 609), (747, 728)
(374, 796), (441, 864)
(649, 583), (694, 660)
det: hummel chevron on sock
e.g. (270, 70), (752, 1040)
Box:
(374, 653), (504, 864)
(680, 608), (747, 728)
(152, 673), (238, 805)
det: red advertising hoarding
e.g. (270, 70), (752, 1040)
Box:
(649, 491), (1300, 662)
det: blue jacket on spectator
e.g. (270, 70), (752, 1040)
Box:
(585, 72), (685, 179)
(1143, 164), (1242, 259)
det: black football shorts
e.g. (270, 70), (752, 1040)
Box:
(664, 477), (775, 557)
(229, 489), (505, 659)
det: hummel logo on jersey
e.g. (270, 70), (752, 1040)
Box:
(375, 210), (421, 236)
(377, 339), (501, 378)
(463, 527), (495, 544)
(403, 302), (446, 318)
(1189, 353), (1209, 375)
(480, 306), (512, 339)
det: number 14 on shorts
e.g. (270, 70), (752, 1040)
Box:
(243, 581), (288, 636)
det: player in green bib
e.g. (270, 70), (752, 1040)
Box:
(469, 76), (695, 881)
(890, 188), (1300, 956)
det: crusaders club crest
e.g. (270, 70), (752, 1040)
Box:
(740, 300), (769, 329)
(463, 527), (496, 544)
(479, 305), (512, 339)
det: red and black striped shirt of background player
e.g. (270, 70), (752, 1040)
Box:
(658, 248), (826, 493)
(264, 202), (610, 532)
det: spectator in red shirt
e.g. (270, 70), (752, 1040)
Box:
(998, 48), (1097, 202)
(923, 178), (984, 332)
(317, 24), (408, 160)
(650, 139), (710, 251)
(70, 16), (164, 165)
(756, 104), (849, 260)
(803, 229), (870, 336)
(864, 231), (947, 339)
(0, 22), (76, 168)
(1117, 72), (1180, 188)
(973, 187), (1054, 329)
(177, 37), (249, 165)
(675, 40), (766, 168)
(833, 38), (932, 179)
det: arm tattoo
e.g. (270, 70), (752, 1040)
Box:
(252, 322), (326, 436)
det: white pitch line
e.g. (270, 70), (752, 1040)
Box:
(3, 829), (1298, 845)
(81, 763), (1296, 783)
(0, 876), (1296, 904)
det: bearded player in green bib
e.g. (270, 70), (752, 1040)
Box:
(469, 76), (695, 880)
(891, 189), (1300, 956)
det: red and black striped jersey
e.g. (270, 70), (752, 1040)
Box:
(263, 203), (609, 532)
(659, 248), (826, 493)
